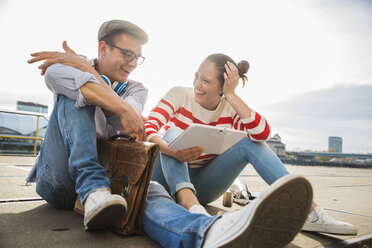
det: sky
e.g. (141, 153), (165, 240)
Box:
(0, 0), (371, 153)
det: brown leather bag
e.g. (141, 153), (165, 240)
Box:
(74, 135), (159, 235)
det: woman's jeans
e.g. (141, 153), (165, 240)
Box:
(151, 126), (289, 204)
(35, 95), (110, 209)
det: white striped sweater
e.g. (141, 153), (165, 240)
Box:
(145, 86), (271, 167)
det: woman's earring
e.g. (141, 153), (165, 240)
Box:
(219, 93), (223, 97)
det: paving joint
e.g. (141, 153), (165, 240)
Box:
(325, 208), (372, 219)
(324, 233), (372, 248)
(0, 197), (44, 204)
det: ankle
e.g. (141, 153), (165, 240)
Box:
(179, 199), (200, 210)
(176, 188), (199, 210)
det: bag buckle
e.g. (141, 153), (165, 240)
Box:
(121, 175), (132, 198)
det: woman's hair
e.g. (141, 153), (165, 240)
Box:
(205, 53), (249, 87)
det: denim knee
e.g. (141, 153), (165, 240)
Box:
(163, 126), (184, 143)
(36, 164), (76, 209)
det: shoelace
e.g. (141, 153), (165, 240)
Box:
(314, 207), (335, 224)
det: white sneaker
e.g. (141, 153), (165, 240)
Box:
(302, 206), (357, 235)
(203, 175), (313, 248)
(189, 204), (211, 217)
(84, 188), (127, 230)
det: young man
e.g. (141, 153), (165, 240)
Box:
(27, 19), (149, 230)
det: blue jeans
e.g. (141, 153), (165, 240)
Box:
(143, 181), (219, 248)
(35, 95), (110, 209)
(151, 127), (289, 204)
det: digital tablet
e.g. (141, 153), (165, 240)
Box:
(168, 124), (247, 154)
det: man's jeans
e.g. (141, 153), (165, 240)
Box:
(151, 126), (289, 204)
(36, 95), (110, 209)
(143, 181), (219, 248)
(35, 95), (217, 247)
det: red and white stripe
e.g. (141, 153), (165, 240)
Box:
(145, 86), (271, 167)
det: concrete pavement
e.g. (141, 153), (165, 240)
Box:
(1, 155), (372, 248)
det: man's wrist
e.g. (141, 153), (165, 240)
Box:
(116, 99), (136, 120)
(84, 64), (98, 75)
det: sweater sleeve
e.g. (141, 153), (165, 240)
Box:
(120, 81), (148, 114)
(44, 58), (100, 108)
(145, 86), (182, 141)
(232, 110), (271, 142)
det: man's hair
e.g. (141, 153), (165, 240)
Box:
(98, 20), (149, 45)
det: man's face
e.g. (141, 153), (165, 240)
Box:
(98, 33), (143, 83)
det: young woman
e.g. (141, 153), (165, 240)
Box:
(145, 53), (357, 235)
(145, 54), (275, 208)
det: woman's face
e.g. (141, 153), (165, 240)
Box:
(193, 60), (223, 110)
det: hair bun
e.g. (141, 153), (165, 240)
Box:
(237, 60), (249, 75)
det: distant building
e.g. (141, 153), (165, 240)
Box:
(328, 136), (342, 153)
(267, 134), (286, 158)
(17, 101), (48, 114)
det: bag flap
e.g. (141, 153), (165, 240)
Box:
(97, 139), (158, 184)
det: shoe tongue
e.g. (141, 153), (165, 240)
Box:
(310, 210), (319, 221)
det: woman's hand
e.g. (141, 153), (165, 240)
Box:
(150, 136), (204, 162)
(222, 61), (253, 120)
(170, 146), (204, 163)
(222, 61), (239, 97)
(28, 41), (92, 75)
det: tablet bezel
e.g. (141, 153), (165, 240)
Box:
(168, 124), (247, 154)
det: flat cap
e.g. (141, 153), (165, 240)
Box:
(98, 19), (149, 44)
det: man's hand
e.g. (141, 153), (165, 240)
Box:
(28, 41), (92, 75)
(118, 102), (146, 141)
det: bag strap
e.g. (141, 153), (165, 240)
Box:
(110, 134), (137, 142)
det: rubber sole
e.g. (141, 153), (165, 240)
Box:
(302, 223), (357, 235)
(220, 175), (313, 248)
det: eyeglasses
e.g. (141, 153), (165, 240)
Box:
(106, 42), (145, 65)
